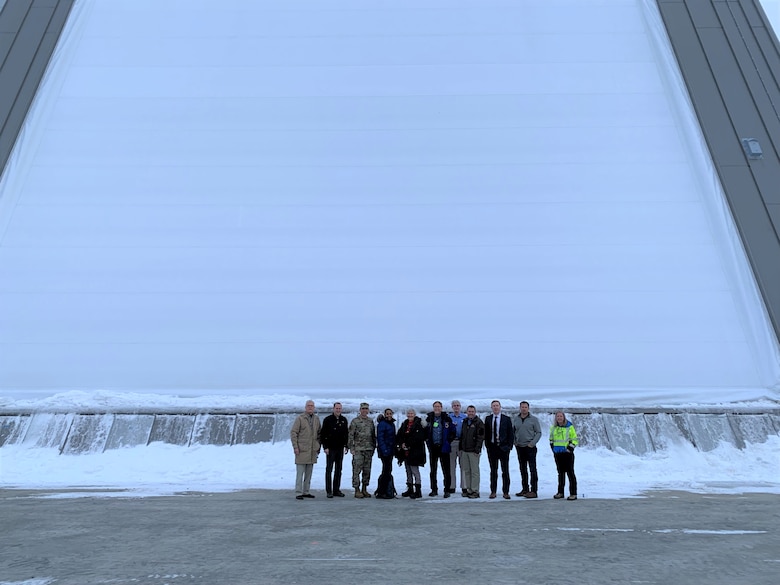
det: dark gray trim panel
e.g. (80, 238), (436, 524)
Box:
(0, 0), (74, 179)
(657, 0), (780, 344)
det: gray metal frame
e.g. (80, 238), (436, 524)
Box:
(0, 0), (73, 176)
(657, 0), (780, 344)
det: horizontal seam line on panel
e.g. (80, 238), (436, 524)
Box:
(0, 244), (715, 249)
(0, 243), (706, 248)
(40, 126), (677, 134)
(0, 289), (731, 294)
(43, 124), (678, 131)
(79, 9), (592, 15)
(0, 340), (746, 345)
(53, 91), (666, 103)
(80, 33), (648, 40)
(27, 159), (688, 169)
(57, 92), (667, 98)
(72, 63), (659, 69)
(28, 161), (689, 169)
(15, 203), (700, 208)
(28, 161), (686, 168)
(30, 163), (690, 168)
(14, 201), (697, 208)
(70, 61), (658, 68)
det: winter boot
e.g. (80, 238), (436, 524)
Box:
(362, 483), (372, 498)
(354, 487), (364, 499)
(414, 484), (423, 499)
(401, 483), (413, 497)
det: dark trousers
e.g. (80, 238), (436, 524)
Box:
(428, 444), (451, 491)
(377, 454), (394, 494)
(515, 446), (538, 492)
(487, 444), (511, 495)
(325, 448), (344, 494)
(553, 451), (577, 495)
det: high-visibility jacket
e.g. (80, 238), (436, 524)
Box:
(549, 421), (578, 453)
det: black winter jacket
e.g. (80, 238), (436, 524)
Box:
(460, 416), (485, 453)
(320, 414), (349, 450)
(395, 417), (427, 467)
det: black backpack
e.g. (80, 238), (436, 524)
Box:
(376, 475), (397, 499)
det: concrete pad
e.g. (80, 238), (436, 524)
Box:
(191, 414), (235, 446)
(272, 413), (298, 444)
(727, 414), (777, 445)
(233, 414), (275, 444)
(681, 414), (740, 451)
(148, 414), (195, 446)
(104, 414), (155, 450)
(21, 413), (74, 450)
(62, 414), (114, 455)
(570, 413), (610, 448)
(0, 414), (30, 446)
(645, 413), (690, 450)
(602, 413), (654, 455)
(769, 414), (780, 434)
(0, 489), (777, 585)
(535, 412), (555, 439)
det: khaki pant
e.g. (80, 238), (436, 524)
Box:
(295, 463), (313, 496)
(449, 438), (465, 490)
(461, 451), (481, 494)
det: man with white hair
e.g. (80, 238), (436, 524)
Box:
(448, 399), (467, 496)
(290, 400), (321, 500)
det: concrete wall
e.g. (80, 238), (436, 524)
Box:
(2, 410), (778, 454)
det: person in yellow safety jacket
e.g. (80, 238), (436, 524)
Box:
(549, 411), (578, 501)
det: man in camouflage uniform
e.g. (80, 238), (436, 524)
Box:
(348, 402), (376, 498)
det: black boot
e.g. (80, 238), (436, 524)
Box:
(414, 484), (423, 499)
(401, 483), (413, 497)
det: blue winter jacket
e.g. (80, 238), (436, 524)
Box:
(425, 411), (456, 454)
(376, 415), (397, 457)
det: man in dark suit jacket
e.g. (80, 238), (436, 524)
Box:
(484, 400), (514, 499)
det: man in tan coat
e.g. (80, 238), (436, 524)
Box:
(291, 400), (322, 499)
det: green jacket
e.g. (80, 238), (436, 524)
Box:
(549, 421), (578, 453)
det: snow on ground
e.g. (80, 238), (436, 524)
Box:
(1, 391), (778, 498)
(1, 421), (778, 499)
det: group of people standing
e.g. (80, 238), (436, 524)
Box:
(290, 399), (579, 501)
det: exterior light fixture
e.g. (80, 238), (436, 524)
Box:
(741, 138), (763, 160)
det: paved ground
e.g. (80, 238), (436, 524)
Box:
(1, 488), (778, 585)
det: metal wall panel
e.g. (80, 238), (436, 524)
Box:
(0, 0), (74, 176)
(657, 0), (780, 342)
